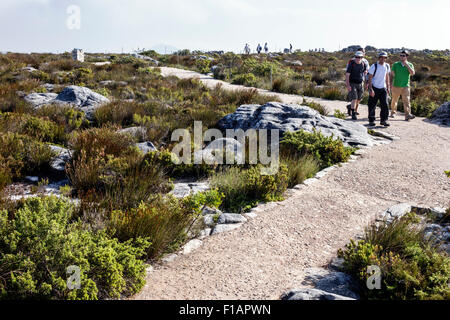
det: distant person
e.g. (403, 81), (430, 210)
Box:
(290, 43), (293, 53)
(257, 43), (262, 54)
(244, 43), (250, 55)
(367, 51), (391, 127)
(390, 50), (416, 121)
(346, 47), (370, 116)
(346, 51), (367, 120)
(264, 43), (269, 53)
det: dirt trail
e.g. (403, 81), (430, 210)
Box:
(134, 67), (450, 300)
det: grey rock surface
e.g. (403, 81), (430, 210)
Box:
(49, 145), (71, 172)
(24, 92), (58, 106)
(301, 268), (360, 299)
(281, 288), (355, 300)
(119, 126), (148, 141)
(24, 85), (110, 120)
(170, 182), (210, 198)
(195, 138), (244, 164)
(201, 206), (222, 216)
(430, 101), (450, 125)
(378, 203), (412, 223)
(135, 141), (157, 153)
(211, 223), (243, 235)
(217, 213), (248, 224)
(217, 102), (377, 147)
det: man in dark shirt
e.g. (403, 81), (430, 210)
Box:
(345, 51), (367, 120)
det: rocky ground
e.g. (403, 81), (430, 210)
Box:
(131, 67), (450, 300)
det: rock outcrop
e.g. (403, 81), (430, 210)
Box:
(217, 102), (377, 147)
(430, 101), (450, 125)
(24, 85), (110, 120)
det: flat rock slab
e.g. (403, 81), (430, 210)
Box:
(49, 145), (71, 172)
(24, 85), (110, 120)
(182, 239), (203, 255)
(217, 213), (247, 224)
(281, 288), (355, 300)
(170, 182), (210, 198)
(301, 267), (360, 299)
(378, 203), (412, 223)
(211, 223), (243, 235)
(217, 102), (379, 147)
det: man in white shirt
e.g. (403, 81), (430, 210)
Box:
(367, 51), (391, 127)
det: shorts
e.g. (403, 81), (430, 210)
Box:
(348, 82), (363, 101)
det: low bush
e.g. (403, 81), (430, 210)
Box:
(0, 112), (66, 144)
(280, 130), (354, 169)
(210, 164), (289, 212)
(338, 213), (450, 300)
(0, 133), (54, 188)
(281, 154), (319, 188)
(232, 73), (258, 87)
(110, 190), (223, 259)
(303, 100), (329, 116)
(0, 196), (150, 299)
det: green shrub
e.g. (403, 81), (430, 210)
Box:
(110, 194), (199, 259)
(0, 133), (54, 187)
(334, 109), (347, 119)
(210, 164), (289, 212)
(445, 171), (450, 177)
(280, 130), (354, 169)
(281, 154), (319, 188)
(338, 214), (450, 300)
(323, 87), (345, 100)
(232, 73), (258, 87)
(303, 100), (329, 116)
(0, 113), (66, 144)
(0, 196), (150, 299)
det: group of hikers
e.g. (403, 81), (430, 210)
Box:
(244, 43), (293, 55)
(345, 47), (416, 127)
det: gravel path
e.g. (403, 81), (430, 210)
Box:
(133, 67), (450, 300)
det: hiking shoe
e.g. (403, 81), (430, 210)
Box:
(380, 121), (390, 127)
(390, 113), (395, 118)
(356, 112), (360, 115)
(346, 104), (351, 116)
(351, 112), (357, 120)
(368, 122), (376, 127)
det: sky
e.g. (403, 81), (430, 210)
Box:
(1, 0), (449, 54)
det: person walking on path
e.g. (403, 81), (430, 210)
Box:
(390, 50), (416, 121)
(257, 43), (262, 54)
(244, 43), (251, 55)
(264, 42), (269, 53)
(367, 51), (391, 127)
(346, 51), (367, 120)
(346, 47), (370, 116)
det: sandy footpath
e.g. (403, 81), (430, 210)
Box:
(133, 67), (450, 299)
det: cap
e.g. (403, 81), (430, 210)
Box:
(401, 50), (410, 56)
(355, 51), (364, 57)
(379, 51), (388, 57)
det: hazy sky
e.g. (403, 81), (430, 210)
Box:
(1, 0), (449, 53)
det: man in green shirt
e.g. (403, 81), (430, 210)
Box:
(390, 50), (416, 121)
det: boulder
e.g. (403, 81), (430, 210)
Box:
(378, 203), (412, 224)
(24, 85), (110, 120)
(49, 145), (71, 172)
(201, 206), (222, 216)
(217, 213), (247, 224)
(54, 86), (110, 119)
(182, 239), (202, 255)
(301, 268), (360, 299)
(281, 288), (355, 300)
(430, 101), (450, 125)
(24, 92), (58, 106)
(118, 126), (147, 141)
(203, 215), (216, 228)
(217, 102), (377, 147)
(211, 223), (243, 235)
(135, 141), (157, 153)
(170, 182), (210, 198)
(196, 138), (244, 163)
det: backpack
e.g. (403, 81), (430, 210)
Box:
(372, 62), (390, 78)
(348, 59), (367, 73)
